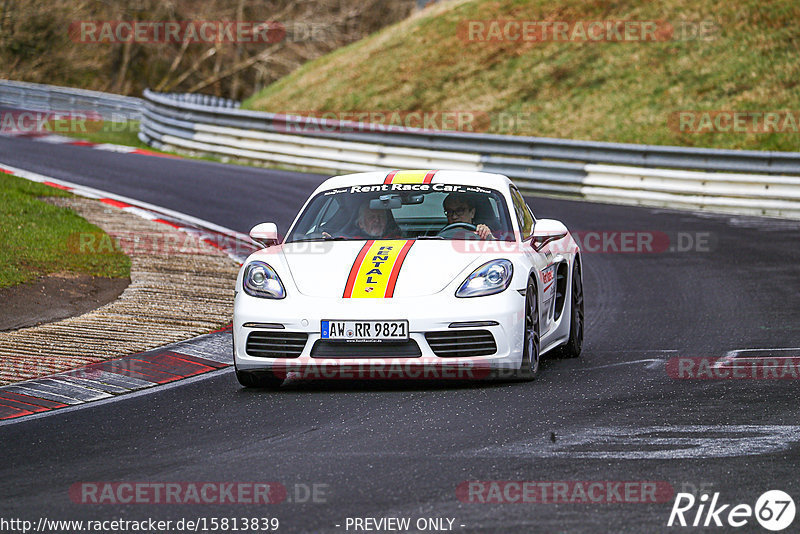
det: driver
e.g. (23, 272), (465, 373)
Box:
(354, 202), (390, 237)
(442, 193), (495, 240)
(323, 201), (401, 239)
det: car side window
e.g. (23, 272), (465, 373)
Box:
(510, 187), (534, 238)
(312, 197), (343, 234)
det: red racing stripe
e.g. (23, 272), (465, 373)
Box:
(423, 170), (437, 184)
(384, 240), (415, 298)
(343, 241), (374, 298)
(383, 170), (399, 184)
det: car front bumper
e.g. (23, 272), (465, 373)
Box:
(233, 288), (526, 379)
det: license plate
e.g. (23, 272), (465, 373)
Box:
(321, 320), (409, 342)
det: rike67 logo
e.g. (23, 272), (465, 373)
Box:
(668, 490), (795, 531)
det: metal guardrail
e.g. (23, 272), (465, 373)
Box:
(140, 89), (800, 218)
(148, 92), (240, 110)
(0, 79), (142, 121)
(140, 89), (800, 175)
(2, 80), (799, 219)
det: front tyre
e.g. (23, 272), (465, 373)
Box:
(513, 277), (540, 380)
(235, 368), (283, 389)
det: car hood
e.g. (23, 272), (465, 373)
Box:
(277, 240), (487, 298)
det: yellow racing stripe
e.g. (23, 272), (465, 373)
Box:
(344, 240), (415, 298)
(383, 170), (437, 185)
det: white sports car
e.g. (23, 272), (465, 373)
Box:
(233, 170), (583, 388)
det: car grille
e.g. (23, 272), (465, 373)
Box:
(425, 330), (497, 357)
(246, 331), (308, 358)
(310, 340), (421, 358)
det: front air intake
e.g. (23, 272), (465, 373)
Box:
(425, 330), (497, 357)
(246, 331), (308, 358)
(310, 340), (422, 358)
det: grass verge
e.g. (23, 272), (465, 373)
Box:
(62, 120), (150, 148)
(59, 120), (255, 165)
(57, 120), (326, 173)
(0, 173), (131, 289)
(58, 119), (167, 151)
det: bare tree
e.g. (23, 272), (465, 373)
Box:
(0, 0), (417, 98)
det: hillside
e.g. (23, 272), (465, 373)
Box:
(245, 0), (800, 151)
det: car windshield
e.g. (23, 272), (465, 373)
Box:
(286, 184), (515, 242)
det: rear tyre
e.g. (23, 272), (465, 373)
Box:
(235, 369), (283, 389)
(556, 260), (583, 359)
(513, 277), (540, 380)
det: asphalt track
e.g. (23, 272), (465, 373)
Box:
(1, 134), (799, 533)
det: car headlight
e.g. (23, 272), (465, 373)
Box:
(456, 259), (513, 298)
(242, 261), (286, 299)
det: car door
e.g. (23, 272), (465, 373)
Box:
(509, 187), (557, 335)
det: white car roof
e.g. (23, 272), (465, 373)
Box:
(313, 170), (514, 195)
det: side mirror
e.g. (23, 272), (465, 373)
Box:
(250, 222), (279, 248)
(531, 219), (568, 251)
